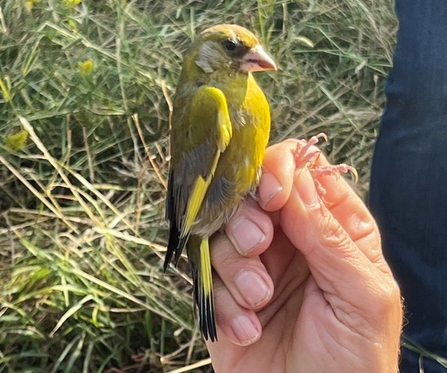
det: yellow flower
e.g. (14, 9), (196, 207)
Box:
(5, 130), (29, 151)
(65, 0), (81, 7)
(24, 0), (41, 13)
(78, 60), (94, 76)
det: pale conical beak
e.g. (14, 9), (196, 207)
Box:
(240, 45), (277, 73)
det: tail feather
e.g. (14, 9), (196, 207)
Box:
(164, 168), (185, 272)
(164, 220), (189, 272)
(164, 221), (179, 272)
(188, 236), (217, 342)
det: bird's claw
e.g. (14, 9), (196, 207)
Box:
(311, 164), (359, 183)
(294, 132), (328, 168)
(293, 133), (358, 201)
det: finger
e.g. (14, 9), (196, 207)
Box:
(281, 164), (372, 268)
(211, 230), (274, 310)
(224, 199), (274, 257)
(280, 166), (400, 321)
(258, 139), (298, 212)
(310, 154), (384, 266)
(212, 272), (262, 346)
(261, 139), (384, 266)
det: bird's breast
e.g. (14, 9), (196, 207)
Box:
(193, 76), (271, 235)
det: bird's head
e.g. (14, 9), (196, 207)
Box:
(184, 24), (277, 76)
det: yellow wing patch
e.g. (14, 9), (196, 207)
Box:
(179, 86), (232, 238)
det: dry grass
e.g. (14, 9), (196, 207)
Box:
(0, 0), (397, 372)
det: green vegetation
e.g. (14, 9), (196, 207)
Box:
(0, 0), (396, 372)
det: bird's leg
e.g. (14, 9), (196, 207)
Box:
(294, 132), (327, 169)
(294, 133), (358, 199)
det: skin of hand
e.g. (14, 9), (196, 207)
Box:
(206, 139), (403, 373)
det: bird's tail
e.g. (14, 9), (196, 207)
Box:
(187, 236), (217, 342)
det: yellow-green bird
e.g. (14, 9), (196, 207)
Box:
(164, 24), (276, 342)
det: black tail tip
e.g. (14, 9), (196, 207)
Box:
(202, 323), (218, 342)
(200, 297), (218, 342)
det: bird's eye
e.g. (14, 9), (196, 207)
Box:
(223, 40), (237, 51)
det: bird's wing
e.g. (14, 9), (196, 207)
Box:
(164, 86), (232, 269)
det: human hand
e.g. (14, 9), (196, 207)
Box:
(206, 139), (402, 373)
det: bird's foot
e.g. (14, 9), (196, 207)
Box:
(293, 133), (358, 200)
(293, 132), (327, 169)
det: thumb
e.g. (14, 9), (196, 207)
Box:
(279, 166), (395, 319)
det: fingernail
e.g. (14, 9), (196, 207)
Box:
(231, 315), (260, 346)
(296, 169), (319, 207)
(235, 271), (271, 307)
(259, 172), (283, 206)
(229, 217), (265, 255)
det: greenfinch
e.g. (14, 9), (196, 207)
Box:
(164, 24), (276, 342)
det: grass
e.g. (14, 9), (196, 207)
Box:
(0, 0), (397, 372)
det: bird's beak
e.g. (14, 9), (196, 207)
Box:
(240, 45), (277, 73)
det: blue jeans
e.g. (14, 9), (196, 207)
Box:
(369, 1), (447, 372)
